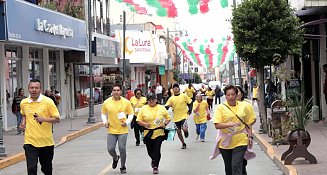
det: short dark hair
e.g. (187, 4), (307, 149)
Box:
(223, 85), (238, 95)
(323, 64), (327, 68)
(113, 84), (122, 90)
(236, 86), (245, 101)
(134, 88), (142, 95)
(29, 79), (41, 87)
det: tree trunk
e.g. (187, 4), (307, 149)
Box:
(257, 66), (268, 133)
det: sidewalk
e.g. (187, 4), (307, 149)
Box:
(252, 104), (327, 175)
(0, 114), (103, 169)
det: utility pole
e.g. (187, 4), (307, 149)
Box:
(87, 0), (96, 124)
(166, 28), (170, 87)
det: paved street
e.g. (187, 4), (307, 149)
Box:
(1, 102), (283, 175)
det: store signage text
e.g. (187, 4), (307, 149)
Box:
(35, 18), (74, 38)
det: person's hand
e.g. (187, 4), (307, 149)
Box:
(143, 123), (151, 129)
(104, 123), (109, 128)
(34, 114), (47, 124)
(19, 123), (26, 131)
(228, 122), (241, 127)
(121, 122), (127, 127)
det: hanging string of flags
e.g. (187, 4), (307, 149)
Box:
(174, 36), (235, 69)
(115, 0), (229, 18)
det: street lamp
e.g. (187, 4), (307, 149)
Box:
(87, 0), (96, 124)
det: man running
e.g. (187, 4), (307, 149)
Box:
(165, 83), (192, 149)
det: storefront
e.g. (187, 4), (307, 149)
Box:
(0, 0), (86, 130)
(115, 30), (167, 94)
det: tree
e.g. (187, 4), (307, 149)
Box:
(194, 73), (202, 83)
(231, 0), (304, 132)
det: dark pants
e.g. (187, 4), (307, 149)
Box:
(23, 144), (54, 175)
(215, 95), (221, 104)
(156, 93), (163, 104)
(145, 136), (164, 168)
(325, 93), (327, 105)
(219, 146), (247, 175)
(132, 116), (143, 144)
(207, 99), (213, 110)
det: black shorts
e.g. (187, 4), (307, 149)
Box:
(174, 119), (188, 129)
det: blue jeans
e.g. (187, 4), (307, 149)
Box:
(196, 123), (207, 139)
(16, 112), (22, 132)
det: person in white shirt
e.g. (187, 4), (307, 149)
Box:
(155, 83), (163, 104)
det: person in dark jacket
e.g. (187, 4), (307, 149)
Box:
(12, 88), (27, 134)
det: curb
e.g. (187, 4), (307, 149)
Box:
(253, 131), (297, 175)
(0, 122), (103, 170)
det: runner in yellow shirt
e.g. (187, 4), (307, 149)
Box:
(165, 83), (192, 149)
(129, 88), (147, 146)
(101, 85), (134, 174)
(213, 85), (256, 175)
(192, 94), (209, 142)
(20, 79), (60, 175)
(137, 94), (171, 174)
(184, 83), (196, 100)
(205, 87), (215, 110)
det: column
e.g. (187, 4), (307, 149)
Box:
(320, 19), (327, 119)
(59, 49), (66, 118)
(43, 48), (49, 90)
(22, 45), (29, 91)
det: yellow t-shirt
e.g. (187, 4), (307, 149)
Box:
(253, 86), (258, 98)
(205, 90), (215, 99)
(20, 95), (60, 147)
(101, 97), (134, 134)
(213, 102), (255, 149)
(136, 105), (171, 139)
(166, 93), (192, 122)
(241, 100), (256, 124)
(184, 87), (196, 98)
(192, 100), (208, 124)
(130, 96), (147, 116)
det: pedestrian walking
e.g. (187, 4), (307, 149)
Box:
(50, 86), (61, 105)
(236, 86), (257, 175)
(155, 83), (163, 104)
(44, 90), (58, 106)
(192, 94), (209, 142)
(205, 87), (215, 110)
(129, 89), (147, 146)
(165, 83), (192, 149)
(19, 79), (60, 175)
(11, 88), (27, 135)
(210, 85), (256, 175)
(244, 81), (249, 98)
(136, 94), (171, 174)
(215, 85), (222, 105)
(101, 85), (134, 174)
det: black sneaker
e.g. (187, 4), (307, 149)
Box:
(181, 143), (187, 149)
(184, 131), (189, 138)
(136, 140), (140, 146)
(120, 166), (127, 174)
(112, 155), (120, 169)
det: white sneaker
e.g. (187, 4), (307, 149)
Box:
(200, 139), (205, 142)
(195, 134), (199, 140)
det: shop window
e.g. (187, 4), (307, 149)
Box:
(29, 48), (43, 87)
(49, 50), (60, 89)
(74, 64), (105, 108)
